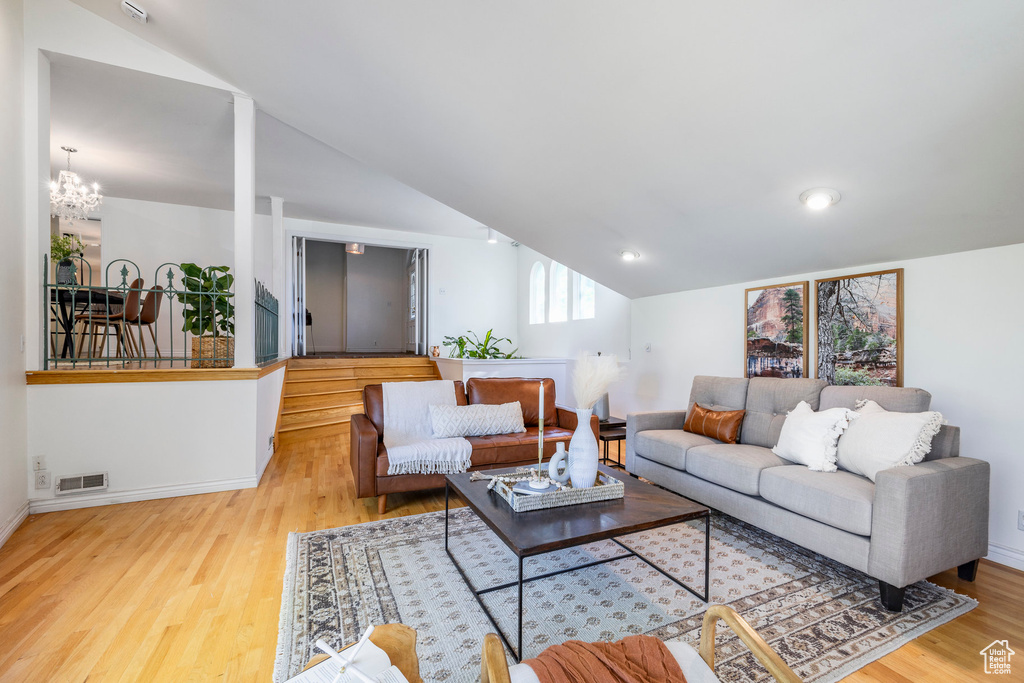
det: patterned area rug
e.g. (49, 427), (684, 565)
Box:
(274, 508), (975, 682)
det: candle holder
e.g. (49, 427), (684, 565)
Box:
(529, 379), (549, 489)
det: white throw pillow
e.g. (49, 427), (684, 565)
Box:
(429, 401), (526, 438)
(771, 401), (857, 472)
(836, 400), (943, 482)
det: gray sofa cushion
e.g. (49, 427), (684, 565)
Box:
(819, 385), (931, 412)
(685, 444), (787, 495)
(634, 430), (716, 471)
(741, 377), (828, 448)
(760, 466), (875, 536)
(688, 376), (749, 414)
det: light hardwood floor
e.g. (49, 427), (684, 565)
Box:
(0, 435), (1017, 681)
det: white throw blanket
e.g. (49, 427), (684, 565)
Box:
(383, 380), (473, 475)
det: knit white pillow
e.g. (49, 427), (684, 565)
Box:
(771, 401), (857, 472)
(836, 400), (944, 482)
(429, 401), (526, 438)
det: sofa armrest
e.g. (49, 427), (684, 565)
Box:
(625, 411), (687, 472)
(555, 407), (599, 441)
(867, 456), (990, 588)
(350, 413), (379, 499)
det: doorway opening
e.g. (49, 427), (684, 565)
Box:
(292, 238), (428, 357)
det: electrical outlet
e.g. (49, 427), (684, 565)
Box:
(32, 456), (46, 471)
(35, 471), (51, 490)
(268, 435), (275, 451)
(1018, 510), (1024, 531)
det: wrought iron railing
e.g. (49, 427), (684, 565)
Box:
(44, 255), (235, 369)
(255, 279), (279, 366)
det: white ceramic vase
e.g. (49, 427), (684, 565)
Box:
(568, 407), (599, 488)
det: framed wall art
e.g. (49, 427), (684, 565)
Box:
(815, 268), (903, 387)
(744, 281), (808, 379)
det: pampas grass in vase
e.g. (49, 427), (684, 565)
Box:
(572, 352), (624, 410)
(568, 352), (624, 488)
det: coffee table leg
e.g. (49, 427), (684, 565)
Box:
(704, 512), (710, 601)
(517, 555), (524, 662)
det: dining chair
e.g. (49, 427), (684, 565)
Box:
(125, 285), (164, 359)
(75, 278), (144, 359)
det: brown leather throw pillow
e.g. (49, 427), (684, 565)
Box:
(683, 403), (745, 444)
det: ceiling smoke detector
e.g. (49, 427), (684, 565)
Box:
(121, 0), (148, 23)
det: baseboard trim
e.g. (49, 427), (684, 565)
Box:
(256, 448), (275, 484)
(0, 501), (30, 549)
(28, 477), (258, 514)
(987, 542), (1024, 571)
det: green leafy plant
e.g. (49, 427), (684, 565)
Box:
(50, 234), (84, 262)
(442, 329), (518, 359)
(176, 263), (235, 336)
(834, 367), (886, 386)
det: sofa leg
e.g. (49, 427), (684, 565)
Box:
(878, 581), (906, 612)
(957, 559), (980, 581)
(377, 494), (387, 515)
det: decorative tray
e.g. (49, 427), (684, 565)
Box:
(487, 468), (625, 512)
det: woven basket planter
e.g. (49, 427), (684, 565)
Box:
(191, 336), (235, 368)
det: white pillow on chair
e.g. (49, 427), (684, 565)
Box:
(836, 400), (944, 482)
(429, 401), (526, 438)
(771, 401), (857, 472)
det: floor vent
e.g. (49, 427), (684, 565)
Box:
(55, 472), (109, 496)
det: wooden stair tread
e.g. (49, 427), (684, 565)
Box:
(278, 415), (351, 432)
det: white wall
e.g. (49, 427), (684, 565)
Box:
(0, 0), (28, 547)
(345, 246), (408, 352)
(304, 240), (347, 352)
(624, 243), (1024, 570)
(286, 218), (519, 354)
(95, 197), (272, 356)
(26, 379), (261, 512)
(256, 366), (285, 480)
(515, 245), (632, 412)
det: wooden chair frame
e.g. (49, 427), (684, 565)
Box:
(481, 605), (802, 683)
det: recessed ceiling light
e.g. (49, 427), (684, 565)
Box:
(487, 228), (498, 244)
(620, 250), (640, 261)
(799, 188), (841, 210)
(346, 242), (365, 255)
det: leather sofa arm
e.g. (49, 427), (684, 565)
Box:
(868, 456), (990, 588)
(625, 411), (687, 472)
(350, 413), (379, 499)
(555, 407), (600, 440)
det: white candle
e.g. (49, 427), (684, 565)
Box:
(538, 380), (544, 464)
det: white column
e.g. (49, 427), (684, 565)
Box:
(23, 51), (50, 371)
(270, 195), (287, 359)
(233, 93), (256, 368)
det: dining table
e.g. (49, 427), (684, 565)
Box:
(50, 287), (125, 359)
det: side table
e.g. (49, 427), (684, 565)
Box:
(599, 417), (627, 467)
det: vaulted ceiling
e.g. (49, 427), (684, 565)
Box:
(70, 1), (1024, 298)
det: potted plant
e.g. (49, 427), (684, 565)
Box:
(441, 329), (519, 359)
(176, 263), (235, 367)
(50, 234), (85, 285)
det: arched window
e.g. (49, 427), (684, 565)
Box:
(549, 262), (568, 322)
(573, 272), (596, 320)
(529, 261), (545, 324)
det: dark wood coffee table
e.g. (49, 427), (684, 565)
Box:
(444, 464), (710, 661)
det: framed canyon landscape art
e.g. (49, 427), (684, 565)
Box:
(815, 268), (903, 387)
(744, 281), (808, 378)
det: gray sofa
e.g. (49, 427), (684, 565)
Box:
(625, 376), (990, 611)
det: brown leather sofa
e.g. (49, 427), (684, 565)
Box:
(351, 377), (599, 513)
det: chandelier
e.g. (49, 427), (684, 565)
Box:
(50, 146), (102, 221)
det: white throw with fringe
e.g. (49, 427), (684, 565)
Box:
(383, 380), (473, 475)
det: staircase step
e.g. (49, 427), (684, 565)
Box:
(281, 404), (361, 426)
(284, 367), (357, 380)
(287, 357), (433, 369)
(283, 378), (359, 395)
(277, 420), (350, 447)
(283, 389), (362, 410)
(352, 367), (438, 379)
